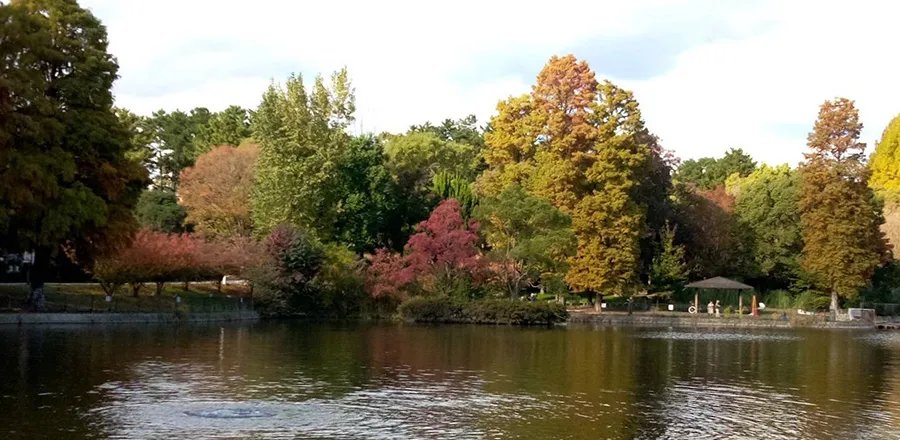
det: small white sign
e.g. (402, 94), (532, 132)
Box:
(668, 304), (675, 311)
(601, 303), (607, 309)
(105, 295), (112, 303)
(176, 296), (182, 304)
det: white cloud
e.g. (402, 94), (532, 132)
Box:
(84, 0), (900, 165)
(621, 1), (900, 165)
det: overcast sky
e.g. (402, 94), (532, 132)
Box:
(82, 0), (898, 166)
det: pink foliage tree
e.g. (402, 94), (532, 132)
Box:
(193, 237), (267, 293)
(91, 230), (268, 297)
(91, 230), (199, 296)
(367, 249), (415, 300)
(366, 199), (484, 298)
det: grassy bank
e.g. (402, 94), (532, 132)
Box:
(0, 282), (251, 313)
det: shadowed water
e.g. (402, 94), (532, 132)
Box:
(1, 322), (899, 439)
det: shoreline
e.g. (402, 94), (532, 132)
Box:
(0, 311), (260, 326)
(566, 310), (877, 329)
(0, 310), (884, 330)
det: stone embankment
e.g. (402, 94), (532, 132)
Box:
(567, 310), (875, 329)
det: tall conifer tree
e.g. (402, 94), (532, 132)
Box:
(798, 98), (889, 311)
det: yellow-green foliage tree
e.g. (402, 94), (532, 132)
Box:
(870, 114), (900, 192)
(868, 114), (900, 257)
(798, 98), (889, 312)
(731, 164), (803, 284)
(476, 55), (651, 307)
(383, 131), (480, 194)
(251, 69), (355, 236)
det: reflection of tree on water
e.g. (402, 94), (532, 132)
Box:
(362, 324), (640, 439)
(880, 334), (900, 432)
(3, 323), (900, 439)
(627, 329), (895, 439)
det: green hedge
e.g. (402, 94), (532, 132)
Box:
(398, 297), (568, 325)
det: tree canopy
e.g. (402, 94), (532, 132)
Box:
(798, 98), (889, 311)
(135, 189), (187, 234)
(730, 165), (803, 285)
(870, 114), (900, 193)
(474, 185), (576, 298)
(5, 3), (898, 316)
(384, 131), (481, 193)
(477, 55), (652, 300)
(252, 70), (355, 236)
(648, 222), (689, 293)
(330, 135), (414, 254)
(409, 114), (485, 150)
(179, 144), (259, 239)
(0, 0), (147, 308)
(676, 148), (757, 190)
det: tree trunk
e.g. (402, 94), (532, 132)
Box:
(26, 248), (49, 312)
(595, 293), (603, 313)
(130, 282), (142, 297)
(155, 282), (165, 296)
(830, 291), (840, 313)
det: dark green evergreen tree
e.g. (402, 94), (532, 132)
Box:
(0, 0), (147, 309)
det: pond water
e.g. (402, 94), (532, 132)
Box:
(2, 321), (900, 439)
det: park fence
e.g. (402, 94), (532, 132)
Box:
(860, 302), (900, 317)
(0, 292), (254, 314)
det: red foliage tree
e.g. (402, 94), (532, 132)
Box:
(192, 237), (267, 293)
(367, 249), (415, 300)
(696, 185), (735, 213)
(153, 233), (198, 295)
(90, 230), (201, 296)
(677, 185), (754, 278)
(366, 199), (484, 298)
(406, 199), (482, 281)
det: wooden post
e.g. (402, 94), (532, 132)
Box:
(739, 294), (743, 317)
(694, 292), (699, 314)
(751, 293), (759, 317)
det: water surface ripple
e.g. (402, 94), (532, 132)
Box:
(1, 323), (898, 439)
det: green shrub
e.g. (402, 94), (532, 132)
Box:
(763, 290), (794, 309)
(398, 296), (466, 322)
(313, 244), (369, 317)
(398, 297), (568, 325)
(724, 305), (734, 316)
(794, 290), (830, 311)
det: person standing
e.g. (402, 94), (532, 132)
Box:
(707, 301), (714, 315)
(715, 300), (721, 317)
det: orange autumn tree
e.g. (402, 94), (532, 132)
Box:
(179, 143), (259, 239)
(798, 98), (890, 312)
(476, 55), (652, 308)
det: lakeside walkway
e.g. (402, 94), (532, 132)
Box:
(0, 310), (259, 325)
(567, 309), (877, 329)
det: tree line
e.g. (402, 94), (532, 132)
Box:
(1, 0), (896, 315)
